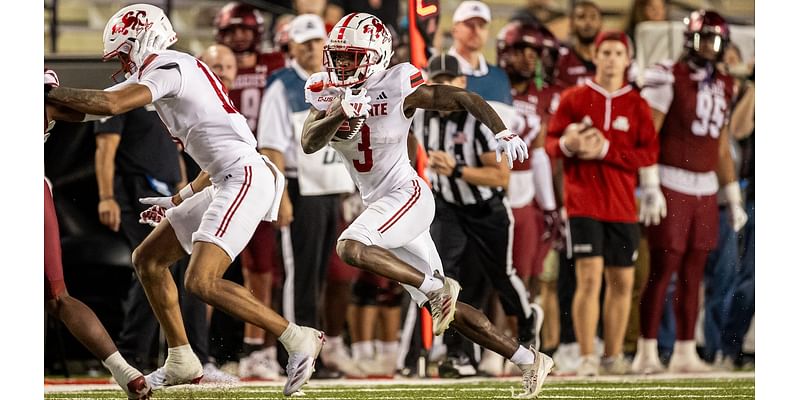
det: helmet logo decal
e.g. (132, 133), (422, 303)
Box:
(112, 10), (152, 36)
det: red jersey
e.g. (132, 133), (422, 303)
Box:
(228, 51), (286, 133)
(554, 46), (595, 88)
(546, 80), (659, 222)
(511, 82), (563, 170)
(641, 60), (735, 173)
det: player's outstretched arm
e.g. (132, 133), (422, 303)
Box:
(46, 84), (153, 118)
(403, 84), (506, 134)
(301, 101), (348, 154)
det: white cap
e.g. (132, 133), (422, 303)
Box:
(453, 1), (491, 23)
(289, 14), (327, 43)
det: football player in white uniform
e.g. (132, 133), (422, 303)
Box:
(45, 4), (322, 396)
(302, 13), (553, 398)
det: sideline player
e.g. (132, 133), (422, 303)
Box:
(45, 4), (322, 396)
(45, 69), (151, 400)
(302, 13), (552, 398)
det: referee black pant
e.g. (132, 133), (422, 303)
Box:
(430, 195), (531, 359)
(280, 178), (341, 329)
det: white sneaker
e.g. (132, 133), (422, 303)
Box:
(427, 273), (461, 336)
(283, 327), (325, 396)
(145, 358), (203, 390)
(322, 345), (365, 378)
(202, 363), (239, 384)
(668, 340), (713, 373)
(600, 355), (630, 375)
(553, 342), (580, 373)
(575, 355), (599, 377)
(357, 353), (397, 377)
(631, 338), (664, 375)
(239, 350), (281, 380)
(514, 347), (554, 399)
(478, 349), (505, 377)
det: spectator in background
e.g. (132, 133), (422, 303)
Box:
(413, 55), (536, 378)
(45, 68), (152, 400)
(633, 10), (746, 374)
(94, 105), (239, 381)
(625, 0), (666, 44)
(447, 1), (514, 105)
(256, 14), (359, 378)
(213, 2), (286, 379)
(199, 44), (238, 90)
(511, 0), (570, 39)
(554, 1), (602, 87)
(546, 31), (659, 376)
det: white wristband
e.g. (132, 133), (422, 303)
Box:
(639, 164), (660, 187)
(722, 181), (742, 206)
(494, 129), (514, 139)
(179, 183), (195, 201)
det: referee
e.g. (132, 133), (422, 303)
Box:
(412, 55), (537, 377)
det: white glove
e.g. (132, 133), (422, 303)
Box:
(138, 205), (167, 227)
(638, 165), (667, 226)
(44, 69), (60, 87)
(340, 88), (371, 119)
(722, 182), (748, 232)
(494, 129), (529, 168)
(139, 195), (176, 210)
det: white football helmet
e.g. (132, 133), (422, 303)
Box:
(324, 13), (393, 87)
(102, 3), (177, 81)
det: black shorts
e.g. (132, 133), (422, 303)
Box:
(567, 217), (640, 266)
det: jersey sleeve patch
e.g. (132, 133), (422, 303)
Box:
(410, 70), (423, 88)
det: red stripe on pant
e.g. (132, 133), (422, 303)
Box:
(215, 166), (252, 237)
(378, 180), (421, 234)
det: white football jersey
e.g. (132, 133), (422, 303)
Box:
(306, 63), (424, 205)
(109, 50), (257, 177)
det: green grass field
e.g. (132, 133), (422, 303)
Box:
(45, 374), (755, 399)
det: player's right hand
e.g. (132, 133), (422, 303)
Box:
(494, 129), (529, 168)
(341, 88), (371, 119)
(138, 205), (167, 227)
(639, 185), (667, 226)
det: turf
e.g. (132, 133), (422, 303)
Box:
(45, 376), (755, 399)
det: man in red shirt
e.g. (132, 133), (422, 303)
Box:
(546, 31), (659, 376)
(213, 1), (287, 379)
(632, 10), (747, 374)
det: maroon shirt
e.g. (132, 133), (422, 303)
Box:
(554, 46), (595, 88)
(511, 82), (564, 170)
(641, 61), (735, 173)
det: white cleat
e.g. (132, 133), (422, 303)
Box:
(668, 354), (714, 373)
(321, 344), (365, 378)
(514, 347), (554, 399)
(631, 352), (665, 375)
(145, 358), (203, 390)
(283, 328), (325, 396)
(427, 273), (461, 336)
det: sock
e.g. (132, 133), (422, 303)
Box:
(166, 344), (196, 365)
(352, 341), (374, 361)
(379, 340), (399, 355)
(278, 323), (302, 352)
(103, 351), (141, 388)
(417, 274), (444, 295)
(510, 345), (535, 366)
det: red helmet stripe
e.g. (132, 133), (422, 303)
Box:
(337, 13), (359, 40)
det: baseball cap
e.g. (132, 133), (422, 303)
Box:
(593, 30), (631, 56)
(453, 1), (491, 24)
(289, 14), (327, 43)
(426, 54), (462, 80)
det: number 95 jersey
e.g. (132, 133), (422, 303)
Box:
(306, 63), (424, 205)
(641, 60), (735, 173)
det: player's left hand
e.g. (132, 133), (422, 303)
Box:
(494, 129), (529, 168)
(131, 29), (167, 67)
(138, 205), (167, 227)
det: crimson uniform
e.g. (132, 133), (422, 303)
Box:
(546, 80), (658, 265)
(638, 59), (735, 340)
(554, 46), (595, 87)
(510, 83), (561, 278)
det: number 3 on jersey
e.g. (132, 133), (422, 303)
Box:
(353, 123), (373, 172)
(691, 90), (726, 138)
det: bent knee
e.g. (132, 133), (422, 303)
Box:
(184, 272), (212, 299)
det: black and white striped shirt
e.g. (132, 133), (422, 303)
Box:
(412, 109), (500, 206)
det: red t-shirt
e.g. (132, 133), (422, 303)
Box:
(640, 60), (735, 173)
(228, 51), (286, 134)
(546, 80), (659, 222)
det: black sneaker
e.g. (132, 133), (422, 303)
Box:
(438, 355), (477, 378)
